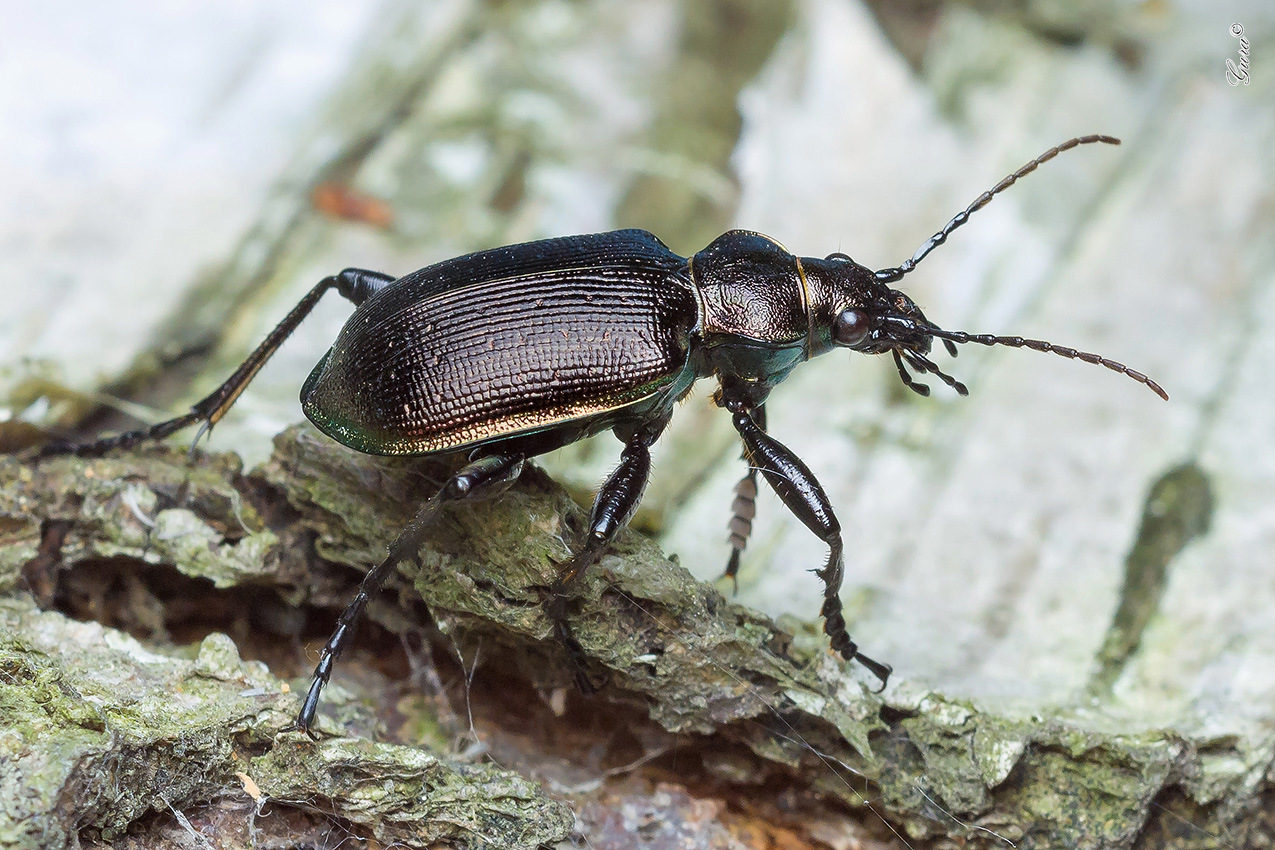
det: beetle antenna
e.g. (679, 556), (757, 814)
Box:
(927, 327), (1168, 400)
(874, 135), (1120, 283)
(891, 350), (930, 397)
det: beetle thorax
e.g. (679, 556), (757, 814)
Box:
(688, 230), (813, 385)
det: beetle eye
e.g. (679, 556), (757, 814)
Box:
(833, 309), (871, 347)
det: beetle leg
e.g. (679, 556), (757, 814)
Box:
(724, 404), (766, 590)
(35, 268), (396, 459)
(288, 452), (524, 738)
(724, 399), (891, 689)
(547, 423), (664, 692)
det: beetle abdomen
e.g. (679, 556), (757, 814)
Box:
(301, 231), (698, 455)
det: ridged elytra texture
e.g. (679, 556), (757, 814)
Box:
(302, 230), (699, 455)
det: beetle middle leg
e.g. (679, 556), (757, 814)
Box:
(290, 451), (524, 737)
(35, 268), (396, 459)
(724, 404), (766, 589)
(546, 417), (667, 691)
(724, 398), (891, 687)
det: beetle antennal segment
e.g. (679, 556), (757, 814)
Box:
(874, 135), (1121, 284)
(925, 327), (1168, 400)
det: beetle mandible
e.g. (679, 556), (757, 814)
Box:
(39, 134), (1166, 736)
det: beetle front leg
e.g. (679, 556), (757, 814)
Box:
(547, 423), (664, 691)
(725, 400), (891, 688)
(724, 404), (766, 589)
(289, 451), (524, 738)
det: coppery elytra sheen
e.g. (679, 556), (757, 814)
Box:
(38, 135), (1165, 736)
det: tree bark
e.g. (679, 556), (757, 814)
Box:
(2, 427), (1271, 849)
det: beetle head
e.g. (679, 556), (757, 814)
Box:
(802, 135), (1168, 401)
(822, 255), (927, 351)
(806, 245), (1168, 400)
(807, 253), (967, 397)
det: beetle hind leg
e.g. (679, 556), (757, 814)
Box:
(34, 268), (396, 460)
(289, 451), (524, 738)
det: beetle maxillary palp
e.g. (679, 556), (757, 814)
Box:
(902, 350), (969, 396)
(891, 350), (931, 397)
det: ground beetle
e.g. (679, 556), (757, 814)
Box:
(39, 135), (1166, 736)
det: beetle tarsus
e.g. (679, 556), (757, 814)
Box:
(547, 591), (610, 693)
(722, 550), (742, 595)
(857, 654), (893, 692)
(722, 405), (765, 587)
(545, 545), (611, 693)
(187, 419), (214, 458)
(724, 477), (758, 580)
